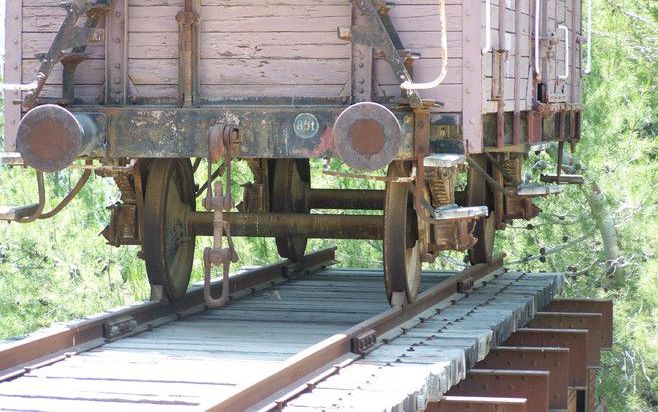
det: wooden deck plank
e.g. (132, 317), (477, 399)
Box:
(0, 269), (562, 411)
(281, 272), (563, 411)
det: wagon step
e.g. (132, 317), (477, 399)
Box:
(540, 173), (585, 185)
(0, 152), (24, 166)
(515, 183), (565, 197)
(423, 153), (465, 168)
(433, 204), (488, 221)
(528, 142), (556, 152)
(0, 204), (39, 221)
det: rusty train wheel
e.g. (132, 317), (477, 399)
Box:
(143, 158), (196, 302)
(272, 159), (311, 261)
(466, 155), (496, 264)
(384, 161), (421, 305)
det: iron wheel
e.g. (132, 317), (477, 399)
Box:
(272, 159), (311, 261)
(466, 155), (496, 264)
(143, 158), (196, 301)
(384, 161), (422, 304)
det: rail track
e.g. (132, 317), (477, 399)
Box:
(0, 248), (612, 412)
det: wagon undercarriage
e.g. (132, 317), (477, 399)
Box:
(2, 0), (588, 305)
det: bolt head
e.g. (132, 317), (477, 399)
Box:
(337, 26), (352, 41)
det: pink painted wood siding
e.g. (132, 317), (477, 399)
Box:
(481, 0), (583, 113)
(4, 0), (585, 151)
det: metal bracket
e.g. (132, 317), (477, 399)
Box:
(352, 329), (377, 354)
(105, 0), (128, 105)
(348, 0), (422, 108)
(457, 277), (474, 294)
(103, 316), (137, 340)
(22, 0), (108, 109)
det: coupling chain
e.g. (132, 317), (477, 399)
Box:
(202, 124), (241, 308)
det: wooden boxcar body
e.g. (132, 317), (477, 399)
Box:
(4, 0), (584, 156)
(2, 0), (587, 305)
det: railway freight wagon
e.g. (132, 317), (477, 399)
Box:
(2, 0), (588, 305)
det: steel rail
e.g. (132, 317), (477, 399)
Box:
(0, 247), (337, 378)
(202, 255), (505, 412)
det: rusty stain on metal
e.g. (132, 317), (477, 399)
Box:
(16, 105), (102, 172)
(476, 347), (570, 411)
(176, 0), (200, 107)
(505, 328), (589, 388)
(349, 119), (385, 155)
(189, 211), (385, 240)
(545, 299), (613, 348)
(429, 396), (528, 412)
(202, 125), (241, 308)
(529, 312), (603, 367)
(307, 189), (385, 210)
(447, 369), (550, 412)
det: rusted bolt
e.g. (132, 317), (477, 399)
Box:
(337, 26), (352, 41)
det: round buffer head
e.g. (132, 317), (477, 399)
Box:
(16, 104), (86, 173)
(333, 102), (402, 171)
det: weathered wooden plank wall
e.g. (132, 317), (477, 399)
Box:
(481, 0), (582, 113)
(196, 1), (350, 101)
(128, 0), (181, 101)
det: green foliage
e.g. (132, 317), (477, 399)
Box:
(0, 167), (150, 337)
(493, 1), (658, 409)
(0, 0), (656, 409)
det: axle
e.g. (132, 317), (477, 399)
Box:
(188, 212), (384, 240)
(308, 189), (385, 210)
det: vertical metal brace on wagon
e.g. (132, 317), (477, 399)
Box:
(176, 0), (200, 107)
